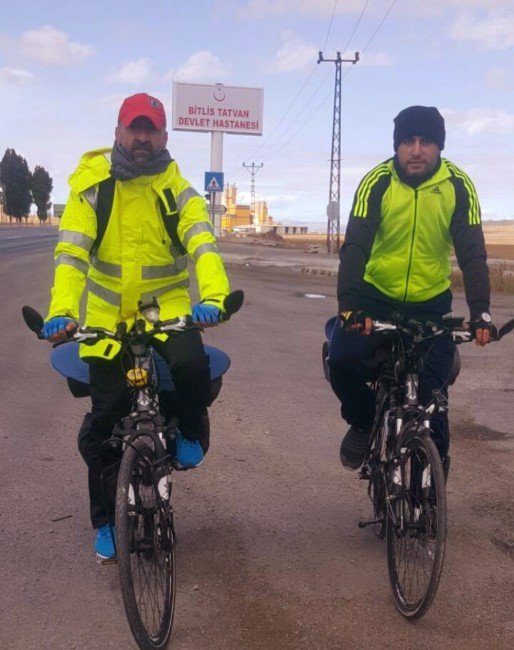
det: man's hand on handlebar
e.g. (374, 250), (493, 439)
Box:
(42, 316), (78, 343)
(340, 310), (373, 336)
(191, 302), (222, 326)
(467, 313), (493, 347)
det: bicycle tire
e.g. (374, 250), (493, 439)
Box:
(386, 427), (447, 620)
(115, 436), (176, 649)
(369, 454), (386, 539)
(322, 341), (330, 382)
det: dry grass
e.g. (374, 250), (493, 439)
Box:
(284, 227), (514, 294)
(283, 224), (514, 263)
(452, 263), (514, 294)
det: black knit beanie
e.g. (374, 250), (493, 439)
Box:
(393, 106), (445, 151)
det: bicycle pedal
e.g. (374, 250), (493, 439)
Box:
(96, 555), (118, 566)
(358, 518), (383, 529)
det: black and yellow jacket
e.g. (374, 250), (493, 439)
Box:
(338, 156), (490, 319)
(47, 148), (230, 359)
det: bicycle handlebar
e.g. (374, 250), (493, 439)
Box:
(372, 317), (514, 343)
(22, 290), (245, 343)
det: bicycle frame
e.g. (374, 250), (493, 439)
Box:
(322, 313), (514, 618)
(361, 324), (453, 519)
(22, 291), (244, 648)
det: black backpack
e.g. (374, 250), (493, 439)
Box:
(92, 176), (187, 256)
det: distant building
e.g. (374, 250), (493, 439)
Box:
(273, 225), (308, 235)
(53, 204), (66, 218)
(221, 184), (307, 235)
(222, 184), (267, 233)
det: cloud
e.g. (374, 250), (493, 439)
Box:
(105, 58), (153, 85)
(0, 67), (33, 85)
(485, 67), (514, 90)
(239, 0), (364, 18)
(444, 108), (514, 135)
(172, 51), (228, 83)
(268, 33), (318, 73)
(18, 25), (94, 65)
(357, 52), (393, 67)
(449, 11), (514, 50)
(406, 0), (513, 17)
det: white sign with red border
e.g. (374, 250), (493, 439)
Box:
(172, 82), (263, 135)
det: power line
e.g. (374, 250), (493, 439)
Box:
(233, 1), (397, 189)
(255, 69), (332, 161)
(249, 67), (318, 161)
(340, 0), (371, 55)
(246, 0), (398, 164)
(321, 0), (339, 52)
(249, 2), (339, 162)
(360, 0), (397, 54)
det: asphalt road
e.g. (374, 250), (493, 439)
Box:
(0, 231), (513, 649)
(0, 224), (57, 254)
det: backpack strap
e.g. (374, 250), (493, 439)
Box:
(92, 176), (116, 252)
(158, 188), (187, 256)
(92, 179), (186, 258)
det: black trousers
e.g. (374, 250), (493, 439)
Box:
(328, 326), (455, 459)
(328, 286), (456, 460)
(78, 328), (210, 529)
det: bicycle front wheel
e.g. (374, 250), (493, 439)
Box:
(386, 427), (447, 619)
(115, 436), (176, 649)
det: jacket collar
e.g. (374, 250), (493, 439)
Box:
(390, 156), (451, 189)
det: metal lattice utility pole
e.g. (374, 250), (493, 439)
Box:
(317, 50), (359, 254)
(243, 162), (263, 230)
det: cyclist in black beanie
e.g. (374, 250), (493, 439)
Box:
(328, 105), (492, 473)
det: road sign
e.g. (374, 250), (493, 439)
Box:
(327, 200), (340, 220)
(204, 171), (224, 193)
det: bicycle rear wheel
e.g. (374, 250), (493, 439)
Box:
(115, 436), (176, 649)
(386, 428), (447, 619)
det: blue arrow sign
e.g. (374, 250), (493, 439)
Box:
(204, 171), (224, 193)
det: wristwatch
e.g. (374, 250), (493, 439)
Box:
(480, 312), (492, 323)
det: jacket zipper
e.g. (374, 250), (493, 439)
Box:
(403, 189), (418, 301)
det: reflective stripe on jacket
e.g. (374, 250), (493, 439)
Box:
(47, 148), (230, 359)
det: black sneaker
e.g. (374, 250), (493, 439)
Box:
(340, 426), (371, 470)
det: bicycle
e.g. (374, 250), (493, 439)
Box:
(323, 314), (514, 619)
(23, 290), (243, 650)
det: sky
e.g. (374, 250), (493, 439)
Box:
(1, 0), (514, 230)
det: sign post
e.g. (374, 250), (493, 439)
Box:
(173, 82), (264, 238)
(204, 171), (224, 232)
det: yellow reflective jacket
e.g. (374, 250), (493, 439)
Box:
(47, 148), (230, 359)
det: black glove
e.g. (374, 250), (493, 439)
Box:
(339, 310), (370, 328)
(468, 312), (493, 335)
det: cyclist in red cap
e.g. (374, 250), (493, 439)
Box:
(42, 92), (230, 561)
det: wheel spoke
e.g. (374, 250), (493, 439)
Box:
(116, 439), (175, 647)
(386, 430), (447, 619)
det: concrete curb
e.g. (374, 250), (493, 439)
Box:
(301, 266), (338, 277)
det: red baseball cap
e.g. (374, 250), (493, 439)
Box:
(118, 93), (167, 129)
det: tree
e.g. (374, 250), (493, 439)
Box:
(31, 165), (53, 223)
(0, 149), (32, 222)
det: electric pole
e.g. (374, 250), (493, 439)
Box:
(242, 162), (263, 231)
(317, 50), (359, 254)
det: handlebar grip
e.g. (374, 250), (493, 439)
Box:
(222, 290), (244, 320)
(498, 318), (514, 341)
(22, 306), (45, 338)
